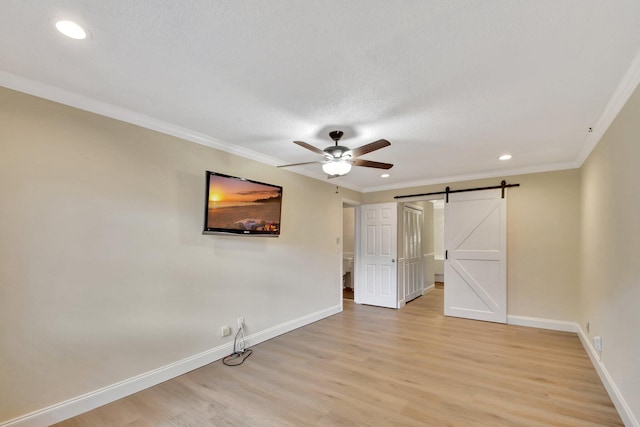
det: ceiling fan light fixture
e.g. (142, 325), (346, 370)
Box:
(279, 130), (393, 175)
(322, 161), (352, 176)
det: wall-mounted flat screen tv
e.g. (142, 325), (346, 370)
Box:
(203, 171), (282, 236)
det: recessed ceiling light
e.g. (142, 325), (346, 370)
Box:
(55, 20), (87, 40)
(380, 173), (390, 178)
(498, 154), (512, 161)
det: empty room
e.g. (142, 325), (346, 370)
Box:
(1, 1), (639, 426)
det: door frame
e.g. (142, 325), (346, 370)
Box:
(341, 198), (360, 310)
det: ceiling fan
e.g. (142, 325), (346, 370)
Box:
(277, 130), (393, 177)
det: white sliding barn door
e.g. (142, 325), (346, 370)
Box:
(403, 205), (424, 304)
(444, 189), (507, 323)
(356, 203), (397, 308)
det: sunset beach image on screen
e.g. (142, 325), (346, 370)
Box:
(204, 172), (282, 235)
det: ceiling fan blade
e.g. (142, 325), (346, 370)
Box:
(350, 139), (390, 157)
(277, 160), (322, 168)
(293, 140), (325, 155)
(353, 159), (394, 170)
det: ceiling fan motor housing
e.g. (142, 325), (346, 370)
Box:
(324, 145), (352, 160)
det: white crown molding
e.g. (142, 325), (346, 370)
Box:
(364, 47), (640, 195)
(362, 161), (579, 193)
(0, 71), (367, 193)
(577, 47), (640, 166)
(0, 70), (285, 167)
(3, 47), (638, 196)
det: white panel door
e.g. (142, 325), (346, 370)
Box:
(356, 203), (397, 308)
(444, 189), (507, 323)
(403, 205), (424, 304)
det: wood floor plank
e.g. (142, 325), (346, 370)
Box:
(54, 290), (623, 426)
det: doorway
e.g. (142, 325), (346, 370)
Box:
(431, 199), (445, 288)
(348, 190), (507, 323)
(342, 201), (358, 300)
(404, 200), (437, 300)
(349, 200), (437, 308)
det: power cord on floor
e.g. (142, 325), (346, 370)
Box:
(223, 323), (253, 366)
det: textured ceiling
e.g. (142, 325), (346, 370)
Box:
(1, 1), (639, 192)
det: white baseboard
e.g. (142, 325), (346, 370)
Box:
(423, 284), (435, 294)
(507, 315), (578, 332)
(576, 326), (638, 427)
(6, 308), (635, 427)
(244, 305), (341, 348)
(0, 305), (342, 427)
(507, 314), (637, 426)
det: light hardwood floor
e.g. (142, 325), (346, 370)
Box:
(55, 289), (622, 426)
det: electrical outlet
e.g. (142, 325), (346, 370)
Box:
(593, 336), (602, 352)
(237, 317), (244, 329)
(221, 325), (232, 337)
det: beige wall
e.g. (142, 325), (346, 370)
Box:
(432, 201), (445, 277)
(580, 84), (640, 419)
(0, 87), (360, 422)
(363, 169), (582, 321)
(342, 207), (355, 254)
(417, 201), (435, 287)
(3, 80), (638, 424)
(415, 201), (434, 256)
(432, 201), (444, 261)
